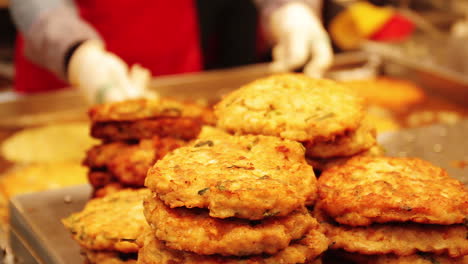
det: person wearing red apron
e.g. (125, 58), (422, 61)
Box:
(9, 0), (333, 103)
(11, 0), (202, 102)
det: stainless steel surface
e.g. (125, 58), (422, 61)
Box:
(9, 185), (91, 264)
(152, 63), (272, 103)
(0, 90), (89, 128)
(363, 41), (468, 106)
(378, 119), (468, 185)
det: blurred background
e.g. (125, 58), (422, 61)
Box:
(0, 0), (467, 93)
(0, 0), (14, 92)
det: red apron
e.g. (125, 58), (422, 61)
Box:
(14, 0), (202, 93)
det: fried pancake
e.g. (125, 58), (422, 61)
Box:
(304, 115), (376, 158)
(342, 77), (425, 110)
(137, 228), (328, 264)
(306, 145), (384, 172)
(85, 137), (186, 186)
(314, 209), (468, 258)
(329, 250), (468, 264)
(146, 134), (317, 220)
(84, 250), (138, 264)
(84, 142), (131, 168)
(92, 182), (127, 198)
(88, 170), (117, 188)
(143, 195), (318, 256)
(91, 118), (205, 141)
(366, 106), (400, 133)
(214, 73), (365, 142)
(317, 157), (468, 226)
(89, 98), (215, 141)
(85, 142), (154, 187)
(197, 125), (232, 139)
(62, 189), (150, 252)
(89, 98), (213, 122)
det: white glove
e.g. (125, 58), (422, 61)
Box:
(268, 2), (333, 77)
(68, 40), (151, 103)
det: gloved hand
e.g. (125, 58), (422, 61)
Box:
(68, 40), (151, 103)
(268, 2), (333, 77)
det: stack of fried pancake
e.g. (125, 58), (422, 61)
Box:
(214, 73), (382, 172)
(139, 133), (329, 263)
(84, 98), (214, 197)
(315, 156), (468, 264)
(62, 189), (150, 264)
(62, 73), (468, 264)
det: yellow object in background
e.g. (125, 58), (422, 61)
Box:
(1, 122), (98, 164)
(0, 121), (96, 224)
(0, 162), (88, 198)
(0, 162), (88, 224)
(342, 77), (425, 110)
(329, 2), (394, 50)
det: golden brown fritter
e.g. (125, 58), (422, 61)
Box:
(84, 142), (131, 169)
(306, 145), (384, 172)
(89, 98), (215, 141)
(146, 134), (317, 220)
(137, 228), (328, 264)
(143, 195), (318, 256)
(329, 250), (468, 264)
(196, 125), (232, 139)
(214, 73), (365, 142)
(317, 157), (468, 226)
(86, 141), (154, 187)
(91, 118), (205, 141)
(314, 209), (468, 258)
(88, 170), (117, 189)
(342, 77), (425, 111)
(85, 137), (186, 187)
(62, 189), (150, 252)
(92, 182), (127, 198)
(84, 250), (137, 264)
(304, 115), (376, 158)
(89, 98), (213, 122)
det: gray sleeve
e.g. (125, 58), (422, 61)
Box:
(10, 0), (102, 80)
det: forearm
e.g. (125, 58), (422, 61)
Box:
(10, 0), (101, 80)
(254, 0), (322, 17)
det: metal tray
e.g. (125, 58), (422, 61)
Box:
(378, 119), (468, 185)
(363, 41), (468, 106)
(9, 185), (91, 264)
